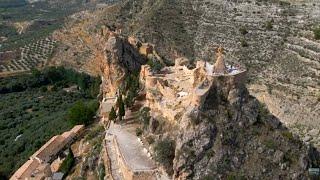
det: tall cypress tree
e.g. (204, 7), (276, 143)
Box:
(109, 106), (117, 121)
(117, 95), (125, 121)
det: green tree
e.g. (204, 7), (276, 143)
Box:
(314, 26), (320, 40)
(147, 58), (163, 72)
(59, 148), (75, 176)
(124, 89), (135, 108)
(139, 107), (151, 129)
(87, 100), (99, 114)
(109, 107), (117, 121)
(67, 101), (96, 126)
(88, 78), (101, 98)
(77, 73), (89, 90)
(117, 95), (125, 121)
(154, 139), (175, 170)
(31, 68), (41, 78)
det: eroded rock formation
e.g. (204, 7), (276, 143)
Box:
(50, 11), (145, 97)
(140, 57), (319, 179)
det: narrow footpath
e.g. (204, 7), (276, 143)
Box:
(105, 133), (125, 180)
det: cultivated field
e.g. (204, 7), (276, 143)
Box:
(0, 38), (56, 76)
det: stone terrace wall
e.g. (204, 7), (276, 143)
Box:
(111, 136), (157, 180)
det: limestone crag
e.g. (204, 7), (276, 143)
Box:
(50, 9), (145, 97)
(140, 57), (319, 179)
(49, 1), (320, 144)
(100, 0), (320, 149)
(102, 34), (146, 96)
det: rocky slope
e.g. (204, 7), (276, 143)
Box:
(137, 63), (320, 179)
(49, 0), (320, 149)
(124, 0), (320, 148)
(142, 73), (319, 179)
(50, 8), (145, 96)
(46, 2), (320, 178)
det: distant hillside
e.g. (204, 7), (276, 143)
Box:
(0, 0), (27, 8)
(0, 0), (116, 51)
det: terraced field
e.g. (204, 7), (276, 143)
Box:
(0, 38), (56, 75)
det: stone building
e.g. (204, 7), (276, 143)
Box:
(10, 125), (84, 180)
(140, 48), (246, 122)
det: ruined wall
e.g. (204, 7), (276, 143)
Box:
(191, 71), (247, 109)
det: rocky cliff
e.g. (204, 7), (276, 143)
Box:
(50, 8), (145, 96)
(46, 1), (320, 178)
(143, 73), (319, 179)
(127, 0), (320, 148)
(50, 0), (320, 148)
(176, 78), (318, 179)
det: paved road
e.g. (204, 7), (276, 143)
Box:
(107, 122), (157, 171)
(105, 134), (124, 180)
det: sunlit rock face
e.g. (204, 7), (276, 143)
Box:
(106, 0), (320, 150)
(140, 60), (318, 180)
(102, 34), (145, 96)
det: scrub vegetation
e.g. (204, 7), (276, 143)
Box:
(0, 66), (100, 178)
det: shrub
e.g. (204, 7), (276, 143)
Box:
(239, 26), (248, 35)
(108, 106), (117, 121)
(201, 175), (215, 180)
(146, 136), (155, 144)
(226, 174), (246, 180)
(257, 103), (269, 124)
(84, 125), (105, 142)
(139, 107), (151, 129)
(264, 139), (276, 150)
(59, 148), (75, 176)
(282, 131), (294, 140)
(98, 163), (105, 180)
(240, 39), (248, 47)
(67, 100), (97, 126)
(147, 58), (163, 72)
(265, 20), (273, 30)
(154, 139), (175, 169)
(136, 128), (143, 136)
(124, 89), (136, 108)
(40, 86), (47, 92)
(313, 26), (320, 40)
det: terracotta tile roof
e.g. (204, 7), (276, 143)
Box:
(70, 125), (84, 134)
(10, 159), (40, 180)
(32, 135), (66, 162)
(11, 125), (84, 179)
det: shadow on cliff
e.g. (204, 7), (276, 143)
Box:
(172, 76), (320, 179)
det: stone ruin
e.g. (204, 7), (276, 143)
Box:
(140, 47), (247, 123)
